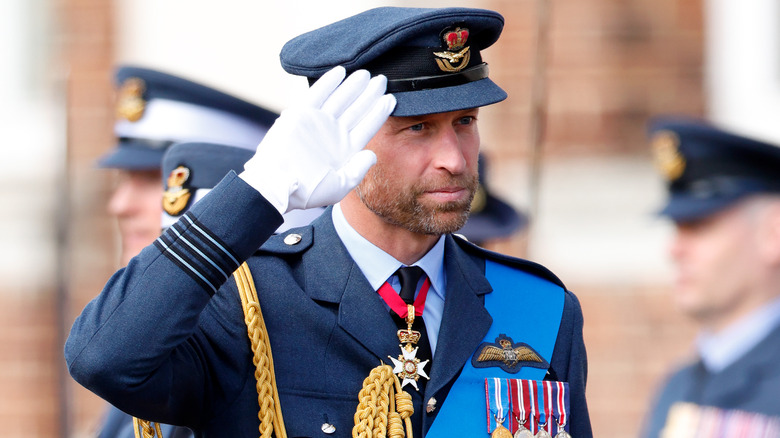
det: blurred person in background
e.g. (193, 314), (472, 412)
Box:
(101, 65), (279, 265)
(642, 117), (780, 437)
(94, 65), (278, 438)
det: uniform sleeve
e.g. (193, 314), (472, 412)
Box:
(550, 290), (592, 437)
(64, 172), (283, 426)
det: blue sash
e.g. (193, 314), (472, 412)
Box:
(426, 260), (565, 436)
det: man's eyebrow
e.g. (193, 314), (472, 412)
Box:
(390, 116), (426, 124)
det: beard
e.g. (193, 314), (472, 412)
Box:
(355, 163), (478, 235)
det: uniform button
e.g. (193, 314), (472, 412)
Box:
(321, 423), (336, 434)
(284, 233), (302, 245)
(426, 397), (437, 414)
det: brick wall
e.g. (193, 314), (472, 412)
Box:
(61, 0), (117, 436)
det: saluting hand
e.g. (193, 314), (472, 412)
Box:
(240, 66), (396, 213)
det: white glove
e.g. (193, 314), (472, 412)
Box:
(240, 66), (397, 214)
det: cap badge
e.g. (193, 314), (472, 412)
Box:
(651, 130), (686, 181)
(433, 27), (471, 73)
(163, 165), (192, 216)
(472, 334), (549, 373)
(116, 77), (147, 122)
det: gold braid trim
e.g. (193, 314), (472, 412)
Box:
(132, 262), (288, 438)
(234, 262), (288, 438)
(352, 364), (414, 438)
(132, 417), (162, 438)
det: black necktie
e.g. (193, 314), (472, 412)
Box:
(392, 266), (432, 366)
(397, 266), (424, 304)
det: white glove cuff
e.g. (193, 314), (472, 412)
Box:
(238, 168), (294, 215)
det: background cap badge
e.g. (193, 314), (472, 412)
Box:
(162, 166), (192, 216)
(160, 142), (254, 229)
(651, 130), (686, 181)
(116, 77), (146, 122)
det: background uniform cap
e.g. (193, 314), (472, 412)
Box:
(160, 142), (324, 231)
(457, 154), (527, 244)
(99, 66), (279, 170)
(649, 116), (780, 222)
(280, 7), (507, 117)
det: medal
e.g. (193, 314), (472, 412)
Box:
(552, 381), (572, 438)
(535, 380), (553, 438)
(492, 424), (513, 438)
(510, 379), (533, 438)
(535, 428), (552, 438)
(379, 274), (431, 392)
(486, 378), (512, 438)
(527, 378), (539, 436)
(388, 304), (429, 390)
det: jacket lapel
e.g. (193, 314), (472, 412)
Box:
(302, 209), (399, 361)
(425, 236), (494, 400)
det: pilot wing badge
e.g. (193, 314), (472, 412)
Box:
(472, 334), (549, 374)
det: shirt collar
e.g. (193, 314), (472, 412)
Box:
(696, 295), (780, 372)
(331, 203), (446, 300)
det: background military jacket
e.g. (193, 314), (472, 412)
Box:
(643, 323), (780, 437)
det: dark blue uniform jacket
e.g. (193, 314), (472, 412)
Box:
(66, 172), (592, 437)
(643, 323), (780, 437)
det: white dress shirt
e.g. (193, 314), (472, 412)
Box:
(331, 203), (446, 355)
(696, 295), (780, 373)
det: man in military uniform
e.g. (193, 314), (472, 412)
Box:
(642, 118), (780, 437)
(95, 65), (279, 438)
(68, 7), (591, 437)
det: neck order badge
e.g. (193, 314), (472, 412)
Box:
(378, 268), (432, 391)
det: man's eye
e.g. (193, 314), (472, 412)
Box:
(409, 123), (424, 131)
(458, 116), (474, 125)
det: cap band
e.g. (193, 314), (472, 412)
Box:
(114, 99), (268, 150)
(385, 63), (489, 93)
(672, 176), (780, 199)
(118, 137), (174, 150)
(305, 44), (488, 93)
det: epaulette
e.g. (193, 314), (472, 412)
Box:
(256, 225), (314, 255)
(451, 234), (567, 290)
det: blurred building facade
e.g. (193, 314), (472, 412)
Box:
(5, 0), (773, 437)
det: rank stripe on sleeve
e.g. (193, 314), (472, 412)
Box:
(154, 211), (241, 294)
